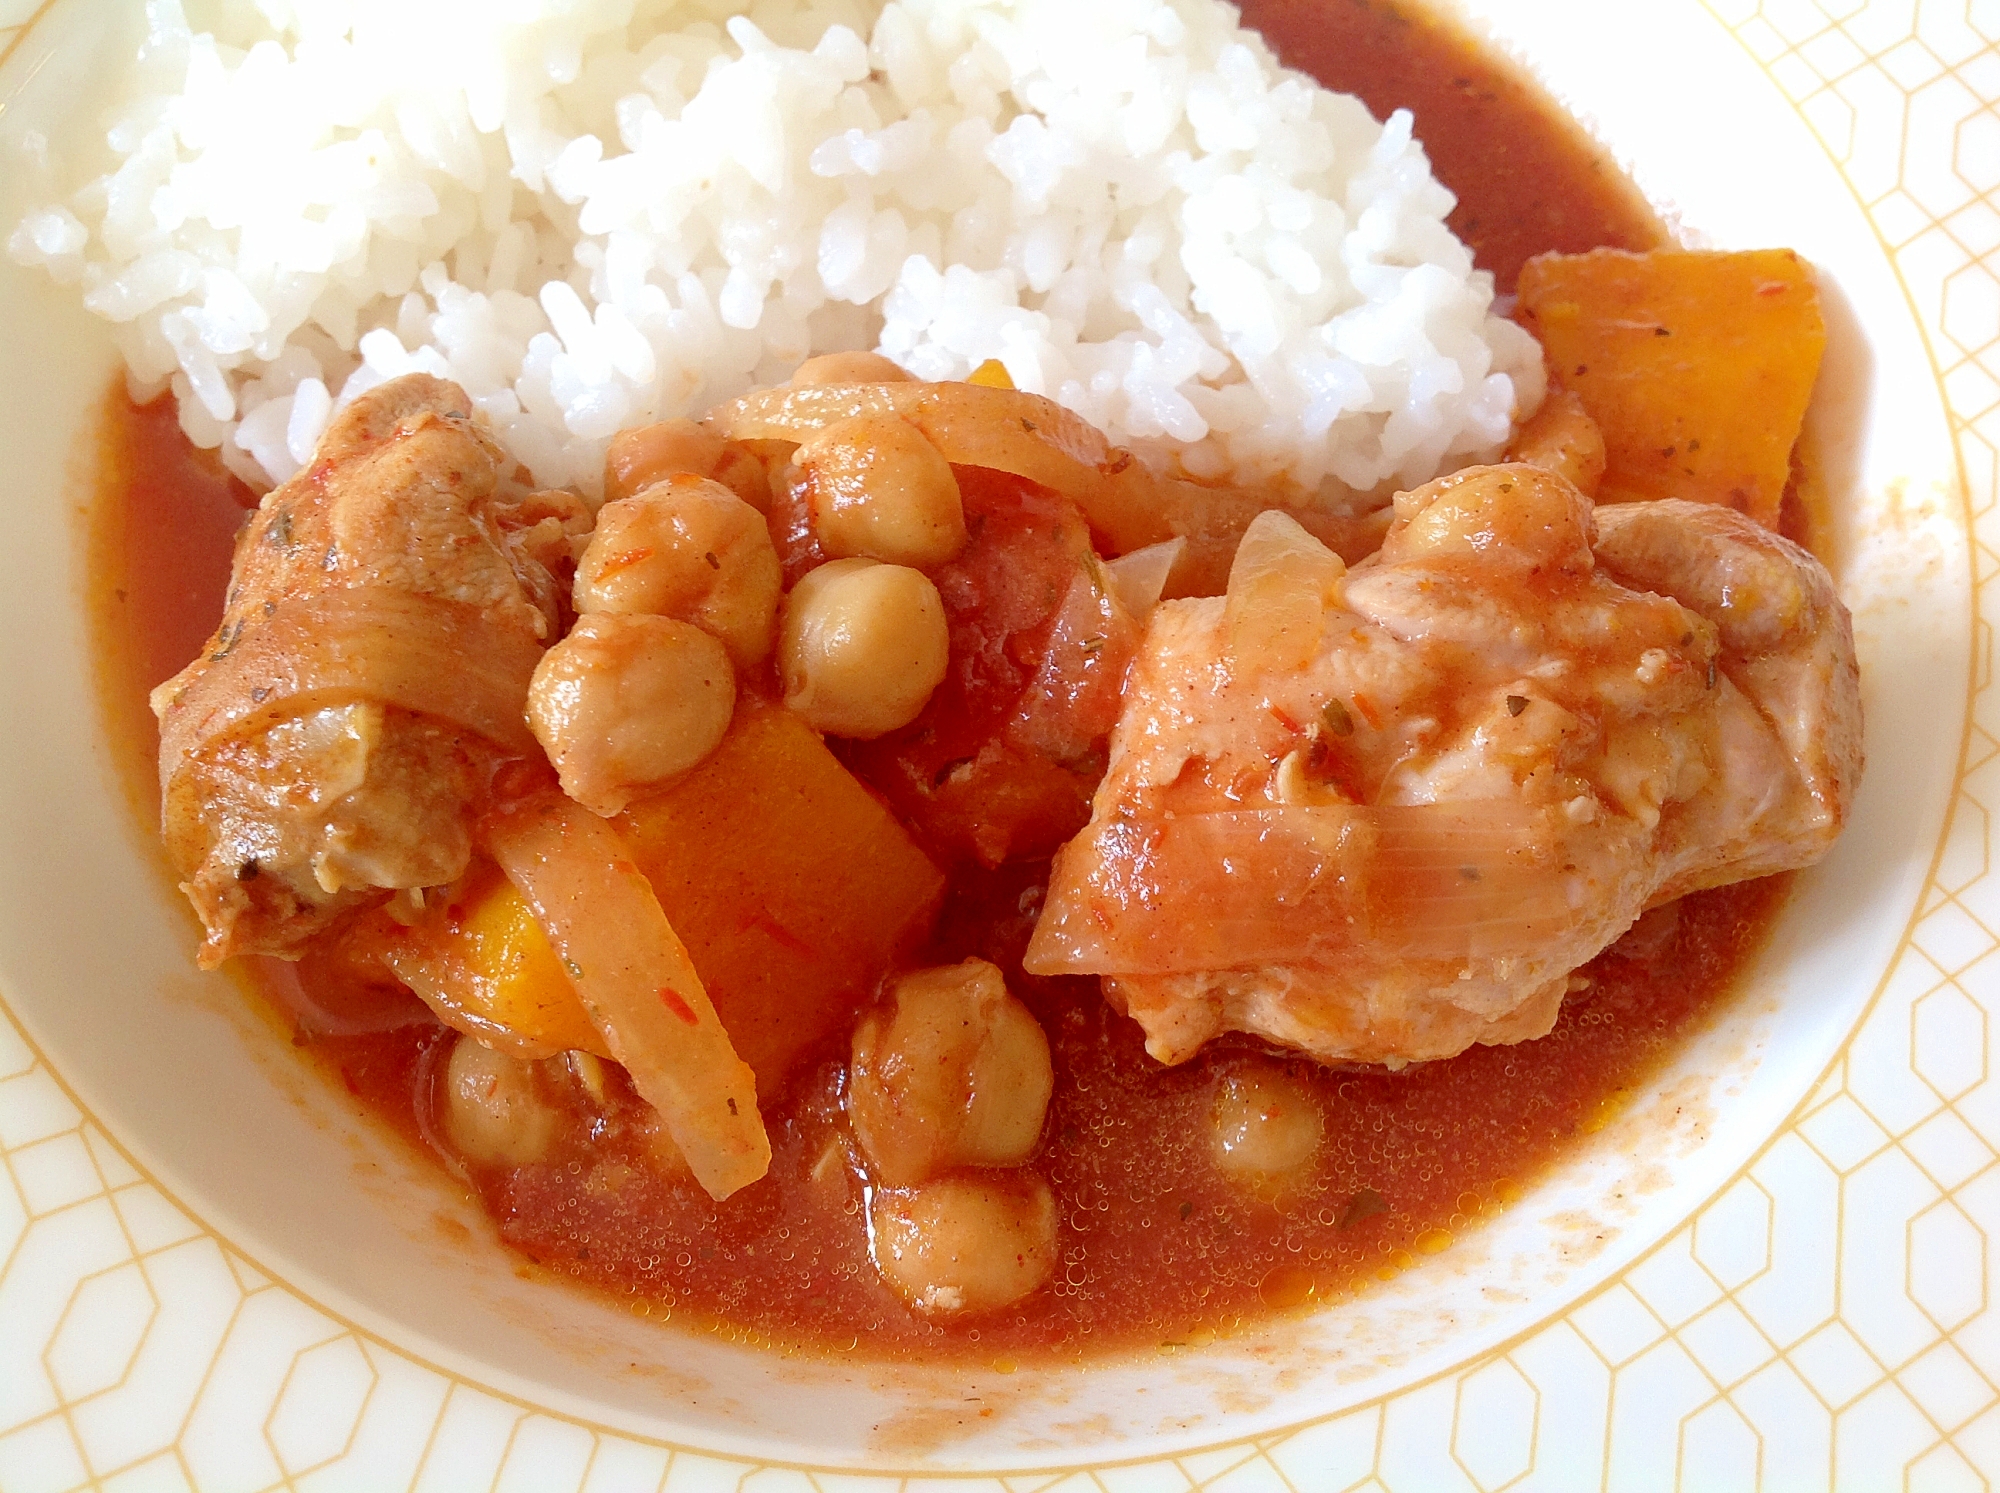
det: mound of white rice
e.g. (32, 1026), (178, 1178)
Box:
(10, 0), (1543, 500)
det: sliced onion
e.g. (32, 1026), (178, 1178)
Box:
(709, 380), (1396, 574)
(483, 791), (770, 1200)
(708, 381), (1209, 555)
(153, 586), (546, 796)
(1104, 538), (1186, 620)
(1009, 562), (1142, 760)
(708, 380), (1110, 465)
(1025, 801), (1604, 975)
(1367, 805), (1607, 959)
(1224, 511), (1346, 670)
(384, 945), (572, 1062)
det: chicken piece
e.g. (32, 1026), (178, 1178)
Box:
(1026, 464), (1859, 1068)
(1593, 498), (1860, 898)
(152, 374), (586, 966)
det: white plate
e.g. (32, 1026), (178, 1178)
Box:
(0, 0), (1990, 1486)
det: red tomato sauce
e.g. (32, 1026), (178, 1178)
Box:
(90, 1), (1790, 1363)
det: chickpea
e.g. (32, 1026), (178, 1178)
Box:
(790, 351), (914, 386)
(797, 413), (967, 568)
(604, 419), (770, 512)
(869, 1172), (1058, 1315)
(604, 419), (729, 503)
(1210, 1061), (1325, 1185)
(778, 558), (948, 739)
(848, 959), (1054, 1187)
(439, 1036), (559, 1167)
(527, 613), (735, 816)
(1385, 464), (1591, 572)
(710, 443), (773, 513)
(574, 476), (782, 670)
(1504, 388), (1606, 498)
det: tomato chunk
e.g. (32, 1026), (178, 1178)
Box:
(842, 468), (1140, 867)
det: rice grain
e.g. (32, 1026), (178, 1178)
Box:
(10, 0), (1545, 505)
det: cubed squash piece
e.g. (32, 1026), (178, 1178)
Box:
(383, 865), (612, 1060)
(386, 704), (944, 1097)
(617, 701), (945, 1098)
(1514, 248), (1825, 527)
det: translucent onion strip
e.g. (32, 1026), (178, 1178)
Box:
(153, 586), (546, 791)
(708, 380), (1394, 574)
(1224, 511), (1347, 670)
(1103, 538), (1186, 621)
(1026, 802), (1607, 975)
(483, 791), (770, 1200)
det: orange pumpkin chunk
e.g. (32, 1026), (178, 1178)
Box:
(391, 703), (943, 1098)
(616, 701), (945, 1098)
(1514, 247), (1825, 528)
(404, 867), (610, 1058)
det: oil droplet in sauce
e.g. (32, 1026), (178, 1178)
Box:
(1258, 1263), (1319, 1310)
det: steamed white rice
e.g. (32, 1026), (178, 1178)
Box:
(9, 0), (1544, 501)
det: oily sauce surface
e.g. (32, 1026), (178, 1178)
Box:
(93, 1), (1783, 1361)
(1239, 0), (1663, 291)
(92, 387), (263, 825)
(349, 868), (1779, 1359)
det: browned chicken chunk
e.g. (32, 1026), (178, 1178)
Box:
(151, 375), (586, 965)
(1026, 464), (1861, 1068)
